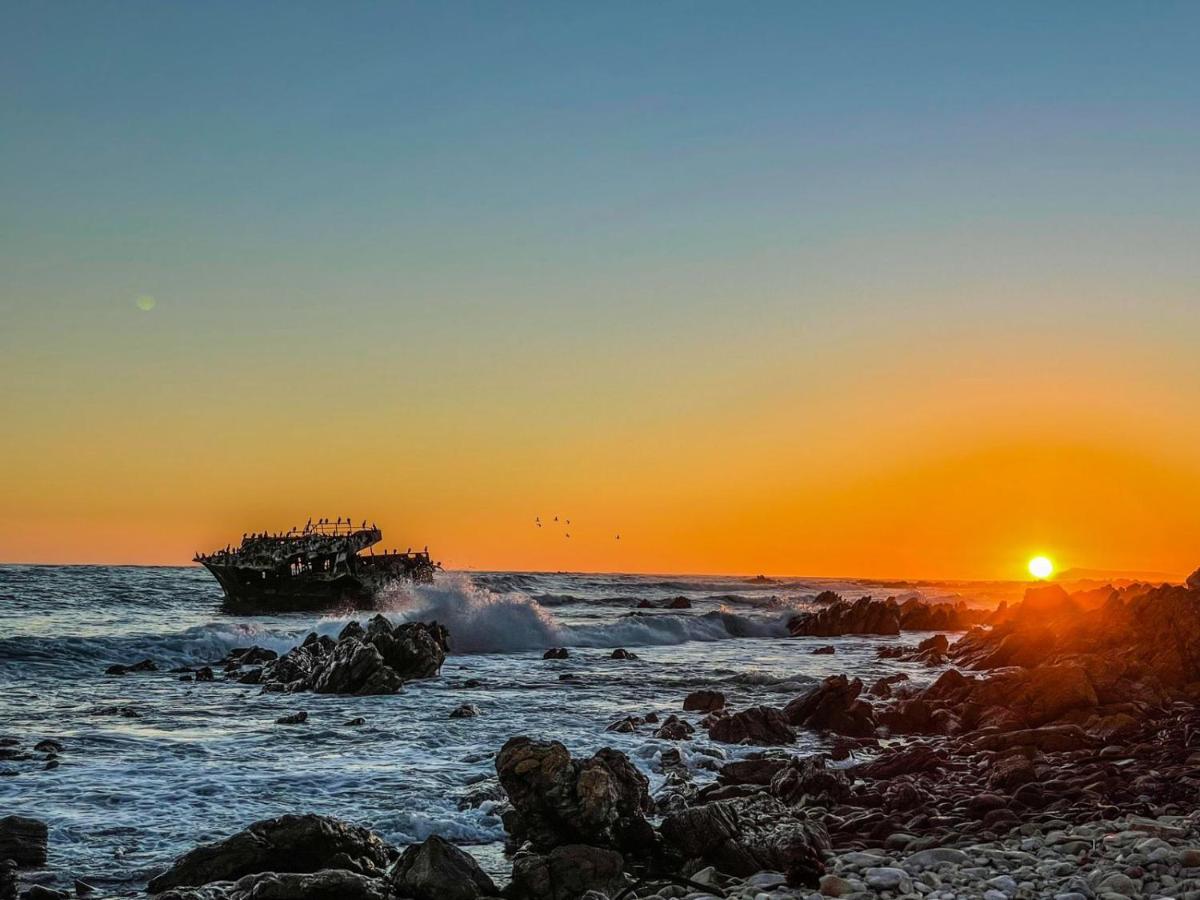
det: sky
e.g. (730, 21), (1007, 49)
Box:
(2, 2), (1199, 579)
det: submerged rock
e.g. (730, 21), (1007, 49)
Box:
(495, 737), (654, 854)
(105, 658), (157, 676)
(146, 813), (395, 893)
(542, 648), (569, 660)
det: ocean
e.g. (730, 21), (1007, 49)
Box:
(0, 566), (1024, 893)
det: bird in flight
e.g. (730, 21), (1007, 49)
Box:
(615, 534), (621, 540)
(565, 533), (571, 538)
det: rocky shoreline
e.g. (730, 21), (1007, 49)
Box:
(6, 570), (1200, 899)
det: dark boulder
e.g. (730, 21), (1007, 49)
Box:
(653, 715), (694, 741)
(542, 649), (569, 660)
(0, 860), (14, 900)
(276, 711), (308, 725)
(449, 704), (480, 719)
(708, 706), (795, 746)
(810, 645), (835, 655)
(609, 649), (638, 660)
(783, 675), (876, 737)
(388, 835), (498, 900)
(310, 640), (404, 696)
(507, 845), (628, 900)
(769, 756), (851, 807)
(156, 870), (387, 900)
(0, 815), (48, 866)
(665, 597), (692, 609)
(682, 690), (725, 712)
(495, 738), (654, 855)
(659, 795), (828, 887)
(366, 621), (449, 679)
(788, 597), (899, 637)
(146, 814), (395, 893)
(105, 658), (157, 676)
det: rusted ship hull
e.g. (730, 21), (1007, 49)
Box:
(203, 559), (435, 613)
(195, 522), (438, 613)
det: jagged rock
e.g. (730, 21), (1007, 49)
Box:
(388, 835), (497, 900)
(507, 845), (628, 900)
(310, 639), (404, 695)
(0, 815), (47, 866)
(769, 756), (851, 807)
(366, 620), (449, 679)
(718, 757), (791, 787)
(783, 675), (876, 737)
(653, 715), (694, 740)
(495, 737), (654, 854)
(20, 887), (67, 900)
(660, 794), (829, 887)
(867, 674), (908, 699)
(683, 690), (725, 712)
(156, 869), (387, 900)
(788, 597), (899, 637)
(1188, 567), (1200, 592)
(257, 620), (446, 696)
(708, 706), (795, 745)
(146, 814), (395, 893)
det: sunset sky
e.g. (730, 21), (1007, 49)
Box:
(3, 3), (1199, 578)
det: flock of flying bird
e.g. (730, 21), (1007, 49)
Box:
(534, 515), (621, 542)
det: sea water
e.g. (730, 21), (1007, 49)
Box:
(0, 566), (1023, 892)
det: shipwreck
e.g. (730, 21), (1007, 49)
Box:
(195, 518), (439, 612)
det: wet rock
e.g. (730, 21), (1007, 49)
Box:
(105, 658), (157, 676)
(811, 645), (836, 655)
(708, 706), (795, 745)
(388, 835), (497, 900)
(770, 756), (851, 807)
(542, 649), (569, 660)
(609, 648), (638, 660)
(309, 639), (404, 696)
(195, 667), (215, 683)
(660, 794), (829, 887)
(343, 717), (365, 727)
(653, 715), (694, 741)
(683, 690), (725, 712)
(146, 813), (395, 893)
(366, 620), (449, 679)
(21, 887), (68, 900)
(788, 597), (900, 637)
(507, 844), (628, 900)
(665, 597), (692, 609)
(276, 711), (308, 725)
(495, 737), (654, 854)
(156, 869), (387, 900)
(718, 757), (791, 787)
(449, 704), (480, 719)
(0, 815), (48, 867)
(73, 879), (96, 896)
(0, 861), (13, 900)
(783, 675), (876, 737)
(32, 740), (62, 754)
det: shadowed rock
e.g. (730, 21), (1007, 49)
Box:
(155, 870), (387, 900)
(659, 794), (829, 887)
(0, 815), (47, 867)
(388, 835), (497, 900)
(495, 737), (654, 855)
(146, 814), (395, 893)
(507, 844), (628, 900)
(783, 675), (876, 737)
(708, 706), (795, 745)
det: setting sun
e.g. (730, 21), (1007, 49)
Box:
(1028, 555), (1054, 579)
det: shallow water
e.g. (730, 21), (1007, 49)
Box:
(0, 566), (1022, 892)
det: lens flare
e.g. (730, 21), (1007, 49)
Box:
(1028, 555), (1054, 579)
